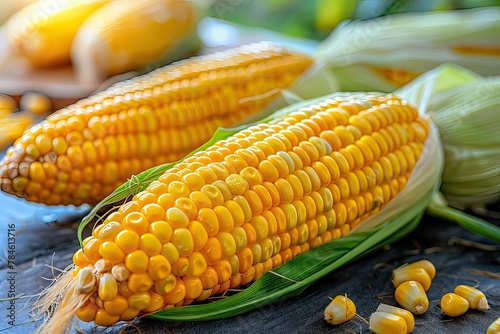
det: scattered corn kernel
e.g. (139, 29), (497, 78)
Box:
(0, 94), (18, 116)
(487, 317), (500, 334)
(20, 91), (52, 115)
(453, 285), (489, 310)
(440, 292), (469, 317)
(369, 311), (407, 334)
(375, 304), (414, 333)
(392, 267), (432, 291)
(395, 280), (429, 314)
(393, 259), (436, 280)
(324, 295), (356, 325)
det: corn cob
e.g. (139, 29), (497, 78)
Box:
(34, 94), (429, 332)
(0, 42), (313, 205)
(3, 0), (112, 67)
(71, 0), (200, 83)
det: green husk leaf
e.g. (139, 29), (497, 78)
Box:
(396, 63), (500, 241)
(427, 192), (500, 242)
(314, 7), (500, 92)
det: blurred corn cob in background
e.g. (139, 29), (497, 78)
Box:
(3, 0), (112, 68)
(0, 42), (313, 205)
(2, 0), (202, 82)
(0, 92), (52, 149)
(314, 7), (500, 92)
(72, 0), (201, 83)
(0, 0), (38, 25)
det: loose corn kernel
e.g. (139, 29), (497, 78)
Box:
(369, 311), (407, 334)
(393, 259), (436, 280)
(440, 292), (469, 317)
(395, 280), (429, 314)
(487, 317), (500, 334)
(375, 304), (414, 334)
(324, 295), (356, 325)
(392, 267), (432, 291)
(454, 285), (489, 310)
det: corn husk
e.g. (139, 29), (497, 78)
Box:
(314, 7), (500, 92)
(396, 63), (500, 241)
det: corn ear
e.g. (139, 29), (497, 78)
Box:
(71, 0), (201, 83)
(3, 0), (112, 67)
(32, 92), (442, 331)
(0, 42), (312, 205)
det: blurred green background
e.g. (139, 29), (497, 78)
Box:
(208, 0), (500, 40)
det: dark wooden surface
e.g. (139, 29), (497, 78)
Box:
(0, 191), (498, 334)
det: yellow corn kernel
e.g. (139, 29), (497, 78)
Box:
(94, 308), (120, 327)
(98, 274), (118, 302)
(161, 242), (180, 264)
(139, 233), (162, 256)
(76, 302), (98, 322)
(124, 250), (149, 273)
(375, 304), (414, 334)
(440, 292), (469, 317)
(73, 249), (91, 268)
(186, 251), (208, 278)
(324, 295), (356, 325)
(149, 221), (173, 244)
(454, 285), (489, 310)
(171, 228), (194, 257)
(369, 311), (407, 334)
(392, 267), (432, 291)
(76, 268), (95, 294)
(114, 229), (140, 253)
(487, 317), (500, 334)
(395, 280), (429, 315)
(99, 242), (126, 263)
(128, 292), (151, 310)
(393, 259), (436, 280)
(103, 295), (128, 316)
(148, 254), (172, 281)
(128, 273), (153, 293)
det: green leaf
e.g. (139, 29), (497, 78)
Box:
(427, 193), (500, 242)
